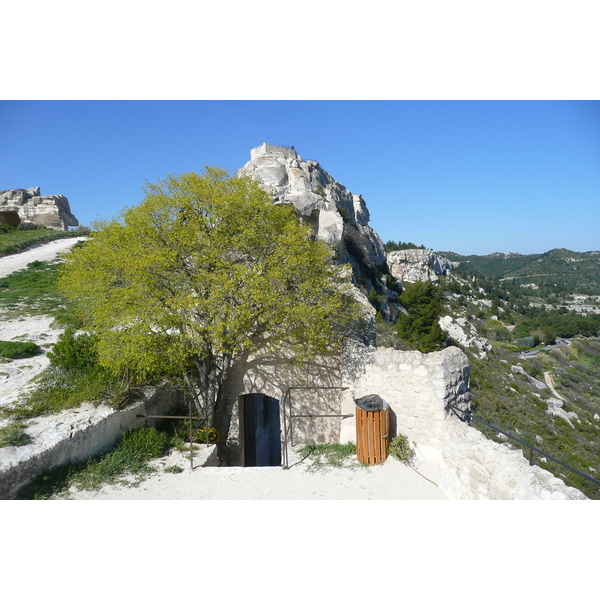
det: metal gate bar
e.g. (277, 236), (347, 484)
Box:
(281, 386), (350, 469)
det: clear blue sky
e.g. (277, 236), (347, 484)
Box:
(2, 100), (598, 255)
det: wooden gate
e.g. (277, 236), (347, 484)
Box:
(355, 405), (390, 465)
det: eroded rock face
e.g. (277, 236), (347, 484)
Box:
(238, 143), (397, 319)
(438, 315), (492, 359)
(0, 187), (79, 231)
(387, 248), (455, 283)
(239, 144), (385, 261)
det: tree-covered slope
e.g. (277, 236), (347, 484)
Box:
(439, 248), (600, 295)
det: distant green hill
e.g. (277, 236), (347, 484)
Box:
(438, 248), (600, 295)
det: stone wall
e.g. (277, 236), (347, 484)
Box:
(250, 143), (297, 161)
(0, 387), (179, 499)
(224, 349), (344, 449)
(340, 345), (471, 463)
(438, 417), (588, 500)
(338, 342), (587, 499)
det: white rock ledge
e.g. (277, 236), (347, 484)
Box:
(0, 387), (180, 499)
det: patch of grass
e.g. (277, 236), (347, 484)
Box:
(297, 442), (360, 471)
(0, 340), (41, 359)
(0, 421), (31, 447)
(0, 365), (123, 420)
(0, 229), (82, 257)
(388, 433), (416, 465)
(17, 427), (169, 499)
(0, 260), (84, 324)
(164, 465), (184, 474)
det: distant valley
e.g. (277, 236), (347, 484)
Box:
(439, 248), (600, 298)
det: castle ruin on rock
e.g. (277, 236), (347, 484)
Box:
(238, 143), (399, 320)
(0, 187), (79, 231)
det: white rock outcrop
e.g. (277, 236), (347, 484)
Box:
(439, 417), (588, 500)
(510, 365), (548, 390)
(239, 144), (384, 259)
(0, 187), (79, 231)
(438, 315), (492, 359)
(238, 144), (398, 318)
(386, 248), (455, 283)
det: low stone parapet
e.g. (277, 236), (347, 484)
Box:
(439, 417), (588, 500)
(0, 387), (178, 499)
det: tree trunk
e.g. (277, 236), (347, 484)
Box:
(213, 354), (232, 464)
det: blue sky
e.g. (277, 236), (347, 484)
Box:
(2, 100), (598, 255)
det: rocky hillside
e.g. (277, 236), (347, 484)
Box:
(0, 187), (79, 231)
(387, 248), (456, 284)
(432, 269), (600, 498)
(238, 143), (400, 319)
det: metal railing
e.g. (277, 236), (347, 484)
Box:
(281, 386), (351, 469)
(447, 402), (600, 489)
(136, 387), (208, 470)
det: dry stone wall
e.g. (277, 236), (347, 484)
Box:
(439, 418), (588, 500)
(339, 342), (587, 499)
(0, 387), (178, 499)
(340, 345), (471, 463)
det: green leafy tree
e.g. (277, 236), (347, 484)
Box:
(395, 281), (445, 352)
(59, 167), (358, 450)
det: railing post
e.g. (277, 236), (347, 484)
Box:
(188, 396), (193, 470)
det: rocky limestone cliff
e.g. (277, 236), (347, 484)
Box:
(387, 248), (456, 284)
(238, 143), (399, 319)
(0, 187), (79, 231)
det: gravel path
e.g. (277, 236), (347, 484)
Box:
(58, 447), (449, 500)
(0, 237), (86, 279)
(0, 238), (85, 413)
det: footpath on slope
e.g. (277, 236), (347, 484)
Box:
(0, 237), (86, 279)
(0, 238), (86, 410)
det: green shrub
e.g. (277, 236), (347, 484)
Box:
(17, 427), (169, 499)
(396, 281), (445, 353)
(389, 433), (415, 464)
(47, 326), (99, 373)
(18, 223), (46, 231)
(0, 340), (41, 359)
(338, 205), (350, 222)
(195, 425), (220, 444)
(0, 422), (31, 447)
